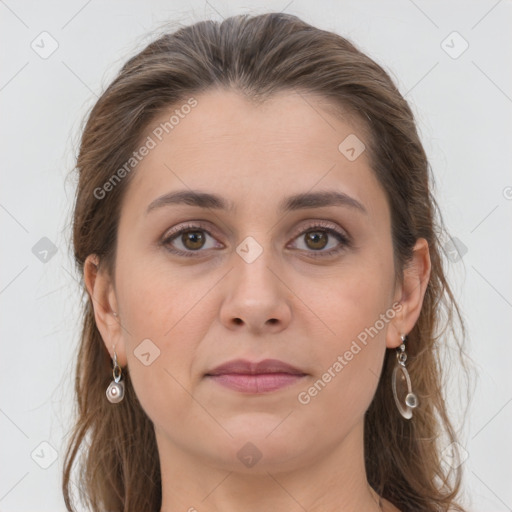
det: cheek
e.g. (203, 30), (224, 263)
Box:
(301, 252), (394, 412)
(320, 255), (395, 340)
(116, 246), (202, 338)
(114, 256), (202, 410)
(321, 276), (389, 373)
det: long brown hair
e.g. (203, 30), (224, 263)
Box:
(63, 12), (471, 512)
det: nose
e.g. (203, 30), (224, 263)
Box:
(218, 247), (292, 335)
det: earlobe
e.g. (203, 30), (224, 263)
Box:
(386, 238), (431, 349)
(83, 254), (127, 366)
(385, 315), (404, 349)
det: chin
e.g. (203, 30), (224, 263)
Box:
(196, 428), (311, 474)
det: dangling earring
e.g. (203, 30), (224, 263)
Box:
(106, 344), (125, 403)
(392, 334), (418, 419)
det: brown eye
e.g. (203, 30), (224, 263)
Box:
(181, 231), (206, 250)
(289, 224), (350, 258)
(162, 224), (222, 257)
(304, 231), (328, 250)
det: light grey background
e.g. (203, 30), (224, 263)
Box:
(1, 1), (511, 511)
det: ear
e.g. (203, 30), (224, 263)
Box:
(83, 254), (127, 366)
(386, 238), (431, 349)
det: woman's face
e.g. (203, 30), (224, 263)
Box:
(91, 89), (413, 473)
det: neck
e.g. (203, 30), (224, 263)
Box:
(158, 418), (382, 512)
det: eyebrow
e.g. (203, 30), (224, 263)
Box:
(146, 189), (367, 215)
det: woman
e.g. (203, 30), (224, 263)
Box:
(63, 12), (469, 512)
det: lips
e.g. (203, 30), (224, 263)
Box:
(205, 358), (307, 393)
(205, 358), (306, 376)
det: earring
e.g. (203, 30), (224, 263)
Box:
(392, 334), (418, 419)
(106, 345), (125, 404)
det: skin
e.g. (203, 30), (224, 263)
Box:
(84, 89), (430, 512)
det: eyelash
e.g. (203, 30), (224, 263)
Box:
(160, 221), (351, 259)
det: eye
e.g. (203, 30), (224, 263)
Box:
(288, 222), (350, 258)
(161, 221), (350, 258)
(161, 223), (222, 257)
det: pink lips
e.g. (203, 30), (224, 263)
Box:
(205, 358), (307, 393)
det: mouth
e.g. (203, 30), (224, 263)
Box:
(204, 358), (308, 394)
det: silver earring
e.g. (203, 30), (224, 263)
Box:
(392, 334), (418, 419)
(106, 345), (125, 404)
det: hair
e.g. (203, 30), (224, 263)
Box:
(63, 12), (471, 512)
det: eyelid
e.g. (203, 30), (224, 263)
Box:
(161, 221), (223, 257)
(161, 219), (351, 257)
(288, 219), (350, 243)
(286, 220), (351, 258)
(162, 220), (219, 241)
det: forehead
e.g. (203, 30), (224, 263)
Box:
(139, 88), (368, 160)
(120, 88), (385, 220)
